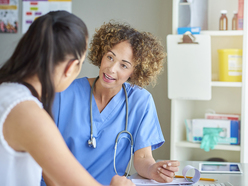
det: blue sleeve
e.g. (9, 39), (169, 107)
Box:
(40, 178), (46, 186)
(52, 92), (61, 127)
(134, 94), (165, 152)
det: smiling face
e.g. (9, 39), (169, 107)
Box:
(98, 41), (134, 91)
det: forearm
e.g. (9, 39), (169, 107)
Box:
(133, 147), (180, 183)
(133, 149), (156, 179)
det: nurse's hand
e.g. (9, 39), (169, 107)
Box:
(109, 175), (135, 186)
(149, 160), (180, 183)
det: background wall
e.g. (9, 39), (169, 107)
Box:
(0, 0), (173, 165)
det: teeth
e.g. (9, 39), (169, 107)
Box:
(105, 74), (114, 80)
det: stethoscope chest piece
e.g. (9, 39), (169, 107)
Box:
(89, 76), (133, 176)
(88, 136), (96, 148)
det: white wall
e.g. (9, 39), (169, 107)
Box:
(0, 0), (173, 161)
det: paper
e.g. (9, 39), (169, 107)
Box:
(132, 165), (200, 185)
(22, 0), (72, 34)
(0, 0), (18, 33)
(132, 178), (191, 185)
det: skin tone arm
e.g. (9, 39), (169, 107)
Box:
(133, 146), (180, 183)
(3, 101), (134, 186)
(43, 171), (133, 186)
(43, 172), (57, 186)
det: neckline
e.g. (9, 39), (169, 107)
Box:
(86, 77), (126, 120)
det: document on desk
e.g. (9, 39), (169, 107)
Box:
(132, 165), (200, 185)
(132, 178), (192, 185)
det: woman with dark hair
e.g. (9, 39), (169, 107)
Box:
(52, 21), (180, 185)
(0, 11), (134, 186)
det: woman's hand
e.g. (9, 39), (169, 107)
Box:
(148, 160), (180, 183)
(133, 147), (180, 183)
(110, 175), (135, 186)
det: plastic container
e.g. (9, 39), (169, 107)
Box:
(218, 49), (242, 82)
(219, 10), (228, 30)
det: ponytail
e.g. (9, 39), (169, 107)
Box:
(0, 11), (88, 118)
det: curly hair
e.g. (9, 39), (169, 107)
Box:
(88, 21), (166, 88)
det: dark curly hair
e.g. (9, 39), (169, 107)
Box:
(88, 21), (166, 88)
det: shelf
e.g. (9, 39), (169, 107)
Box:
(176, 141), (241, 151)
(211, 81), (242, 87)
(179, 2), (191, 5)
(201, 30), (243, 36)
(171, 0), (247, 163)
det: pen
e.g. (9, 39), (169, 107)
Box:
(175, 175), (217, 181)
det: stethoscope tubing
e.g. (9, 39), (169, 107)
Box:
(89, 76), (133, 176)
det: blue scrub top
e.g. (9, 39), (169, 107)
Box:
(41, 77), (164, 186)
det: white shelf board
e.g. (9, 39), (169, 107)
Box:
(201, 30), (243, 36)
(176, 141), (241, 151)
(179, 2), (191, 5)
(211, 81), (242, 87)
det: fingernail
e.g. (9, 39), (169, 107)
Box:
(168, 163), (172, 166)
(163, 164), (167, 168)
(158, 167), (161, 171)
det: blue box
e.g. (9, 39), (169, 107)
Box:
(177, 27), (201, 35)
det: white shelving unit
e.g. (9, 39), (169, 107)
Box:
(169, 0), (248, 163)
(176, 141), (241, 151)
(211, 81), (242, 87)
(201, 30), (243, 36)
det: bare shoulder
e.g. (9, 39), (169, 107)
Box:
(3, 100), (102, 185)
(3, 100), (55, 151)
(6, 100), (52, 128)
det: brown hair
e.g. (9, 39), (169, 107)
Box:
(0, 11), (88, 117)
(88, 21), (166, 88)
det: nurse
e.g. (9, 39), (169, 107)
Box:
(51, 21), (180, 185)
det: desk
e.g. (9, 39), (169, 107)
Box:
(130, 161), (248, 186)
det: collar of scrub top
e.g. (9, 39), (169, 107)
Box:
(88, 76), (134, 176)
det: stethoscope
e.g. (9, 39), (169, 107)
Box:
(88, 76), (133, 176)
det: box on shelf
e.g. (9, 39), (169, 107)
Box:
(177, 27), (201, 35)
(205, 113), (240, 121)
(238, 0), (244, 30)
(185, 119), (240, 145)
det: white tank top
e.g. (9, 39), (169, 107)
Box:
(0, 83), (42, 186)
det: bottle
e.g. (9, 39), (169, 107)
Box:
(219, 10), (228, 30)
(232, 11), (238, 30)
